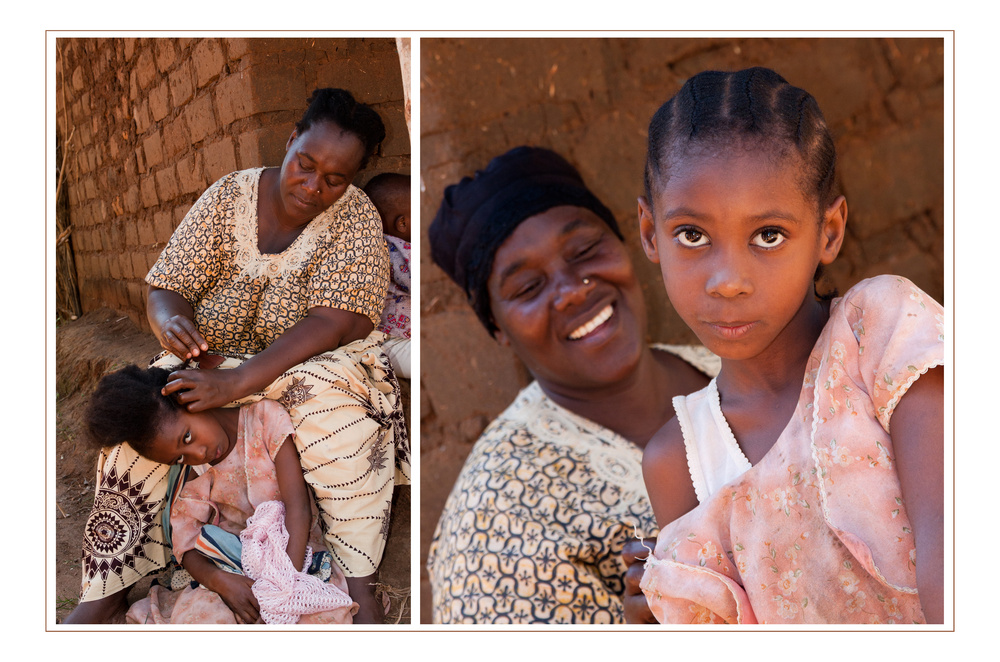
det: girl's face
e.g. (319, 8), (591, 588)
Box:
(278, 120), (366, 225)
(639, 150), (846, 362)
(143, 407), (235, 467)
(488, 205), (648, 393)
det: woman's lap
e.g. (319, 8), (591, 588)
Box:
(78, 332), (409, 603)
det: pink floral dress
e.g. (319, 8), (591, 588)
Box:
(126, 400), (355, 625)
(641, 276), (944, 624)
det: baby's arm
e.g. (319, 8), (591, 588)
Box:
(891, 366), (944, 624)
(641, 418), (700, 528)
(273, 436), (312, 571)
(181, 549), (260, 624)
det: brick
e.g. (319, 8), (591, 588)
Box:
(138, 218), (156, 245)
(193, 39), (225, 89)
(132, 251), (148, 278)
(227, 38), (251, 62)
(115, 253), (135, 278)
(203, 137), (237, 182)
(161, 116), (189, 159)
(169, 60), (194, 107)
(143, 130), (163, 167)
(153, 210), (175, 244)
(127, 280), (144, 309)
(72, 65), (84, 91)
(140, 175), (158, 208)
(125, 219), (138, 246)
(149, 80), (171, 122)
(123, 38), (136, 60)
(237, 130), (264, 171)
(214, 73), (253, 127)
(129, 68), (139, 101)
(135, 48), (157, 90)
(249, 64), (308, 114)
(155, 166), (179, 202)
(184, 93), (216, 143)
(154, 39), (177, 71)
(176, 151), (205, 194)
(124, 185), (141, 214)
(148, 248), (163, 271)
(108, 253), (121, 279)
(133, 98), (151, 134)
(84, 177), (96, 200)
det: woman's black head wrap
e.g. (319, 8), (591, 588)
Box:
(429, 146), (623, 335)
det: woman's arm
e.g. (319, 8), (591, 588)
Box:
(146, 286), (209, 360)
(181, 549), (260, 624)
(891, 366), (945, 624)
(163, 305), (373, 412)
(272, 436), (311, 571)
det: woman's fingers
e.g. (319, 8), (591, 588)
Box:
(162, 316), (208, 358)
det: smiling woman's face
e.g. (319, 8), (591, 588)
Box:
(487, 205), (648, 395)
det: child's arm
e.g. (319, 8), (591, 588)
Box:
(891, 366), (944, 624)
(273, 435), (312, 571)
(181, 549), (260, 624)
(641, 418), (700, 528)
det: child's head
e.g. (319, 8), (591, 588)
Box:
(364, 172), (411, 242)
(643, 67), (837, 215)
(639, 67), (847, 361)
(86, 365), (232, 466)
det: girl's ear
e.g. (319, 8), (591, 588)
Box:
(638, 196), (660, 264)
(286, 129), (299, 151)
(818, 195), (848, 265)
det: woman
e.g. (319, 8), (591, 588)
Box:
(66, 88), (409, 625)
(425, 146), (718, 624)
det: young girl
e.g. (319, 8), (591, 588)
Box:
(85, 365), (357, 624)
(636, 67), (944, 624)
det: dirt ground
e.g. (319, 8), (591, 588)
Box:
(53, 309), (411, 624)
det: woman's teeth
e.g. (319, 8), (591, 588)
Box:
(568, 305), (613, 340)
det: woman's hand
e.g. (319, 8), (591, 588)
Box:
(163, 368), (244, 413)
(622, 536), (657, 624)
(158, 314), (209, 360)
(146, 286), (208, 360)
(214, 572), (261, 624)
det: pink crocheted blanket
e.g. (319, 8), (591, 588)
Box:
(240, 500), (353, 624)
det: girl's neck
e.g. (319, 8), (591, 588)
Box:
(718, 295), (829, 398)
(209, 407), (241, 462)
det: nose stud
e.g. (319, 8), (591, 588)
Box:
(582, 277), (591, 285)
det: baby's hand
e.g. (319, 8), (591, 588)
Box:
(215, 573), (260, 624)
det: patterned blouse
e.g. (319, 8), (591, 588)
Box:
(146, 168), (389, 355)
(642, 276), (944, 624)
(427, 346), (720, 624)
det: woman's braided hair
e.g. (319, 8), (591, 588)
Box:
(296, 88), (386, 169)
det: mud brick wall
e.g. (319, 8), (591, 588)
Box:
(57, 37), (409, 330)
(419, 36), (946, 622)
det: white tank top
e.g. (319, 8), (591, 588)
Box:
(672, 378), (752, 503)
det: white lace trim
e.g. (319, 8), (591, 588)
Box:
(230, 168), (357, 283)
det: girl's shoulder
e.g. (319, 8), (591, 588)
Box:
(836, 274), (942, 314)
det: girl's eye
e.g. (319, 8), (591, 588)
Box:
(751, 228), (786, 248)
(183, 431), (192, 444)
(299, 159), (313, 171)
(675, 228), (709, 247)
